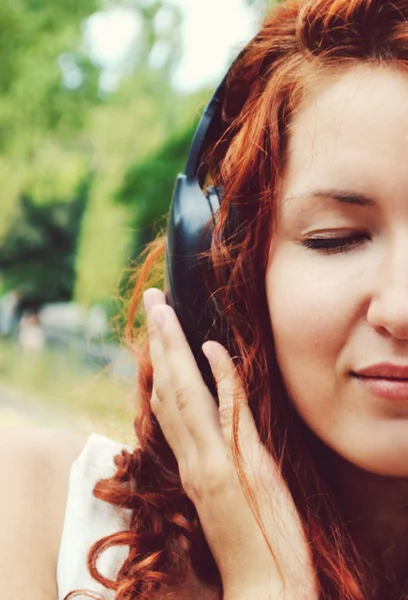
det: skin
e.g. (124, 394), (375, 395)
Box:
(265, 63), (408, 587)
(145, 289), (318, 599)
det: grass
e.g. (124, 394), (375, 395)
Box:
(0, 338), (137, 445)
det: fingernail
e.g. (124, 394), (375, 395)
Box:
(143, 289), (163, 315)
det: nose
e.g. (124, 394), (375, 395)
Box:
(366, 236), (408, 339)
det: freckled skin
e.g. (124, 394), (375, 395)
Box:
(266, 64), (408, 477)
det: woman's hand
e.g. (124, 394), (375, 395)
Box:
(144, 288), (318, 600)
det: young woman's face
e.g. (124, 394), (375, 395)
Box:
(266, 64), (408, 477)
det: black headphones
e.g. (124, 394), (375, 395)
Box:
(164, 68), (234, 401)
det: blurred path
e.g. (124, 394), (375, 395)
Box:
(0, 382), (134, 445)
(0, 383), (68, 428)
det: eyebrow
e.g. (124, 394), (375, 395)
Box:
(285, 189), (377, 208)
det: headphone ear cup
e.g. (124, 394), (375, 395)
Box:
(165, 175), (224, 401)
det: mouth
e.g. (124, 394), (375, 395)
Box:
(354, 364), (408, 379)
(354, 374), (408, 381)
(352, 373), (408, 401)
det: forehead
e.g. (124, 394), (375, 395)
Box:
(282, 63), (408, 200)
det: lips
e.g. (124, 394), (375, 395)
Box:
(354, 363), (408, 379)
(352, 364), (408, 401)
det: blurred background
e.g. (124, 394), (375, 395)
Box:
(0, 0), (275, 443)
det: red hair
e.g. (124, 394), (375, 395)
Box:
(67, 1), (408, 599)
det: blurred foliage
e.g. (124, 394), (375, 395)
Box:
(0, 0), (187, 310)
(245, 0), (281, 14)
(0, 178), (91, 310)
(116, 117), (199, 256)
(0, 0), (99, 146)
(110, 116), (200, 314)
(73, 76), (204, 308)
(0, 0), (269, 315)
(0, 1), (276, 429)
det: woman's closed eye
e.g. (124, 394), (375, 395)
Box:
(301, 233), (370, 255)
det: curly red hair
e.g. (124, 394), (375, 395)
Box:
(67, 1), (408, 599)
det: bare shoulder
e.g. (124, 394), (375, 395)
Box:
(0, 425), (88, 599)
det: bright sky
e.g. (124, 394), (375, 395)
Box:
(84, 0), (259, 93)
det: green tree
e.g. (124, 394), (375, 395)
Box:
(0, 177), (91, 310)
(116, 118), (199, 258)
(73, 3), (191, 307)
(0, 0), (186, 310)
(0, 0), (100, 148)
(0, 0), (101, 257)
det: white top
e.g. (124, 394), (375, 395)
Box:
(57, 434), (133, 600)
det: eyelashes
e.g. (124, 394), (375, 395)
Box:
(301, 234), (369, 255)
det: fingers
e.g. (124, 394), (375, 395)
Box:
(202, 341), (239, 445)
(202, 341), (260, 454)
(144, 288), (258, 469)
(144, 290), (193, 456)
(149, 301), (224, 453)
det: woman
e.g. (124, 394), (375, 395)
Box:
(3, 0), (408, 598)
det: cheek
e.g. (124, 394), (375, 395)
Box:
(265, 250), (355, 410)
(267, 261), (342, 363)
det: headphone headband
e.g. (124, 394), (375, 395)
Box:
(184, 45), (249, 180)
(184, 80), (226, 180)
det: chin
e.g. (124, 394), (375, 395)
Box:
(337, 443), (408, 478)
(354, 456), (408, 478)
(306, 425), (408, 479)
